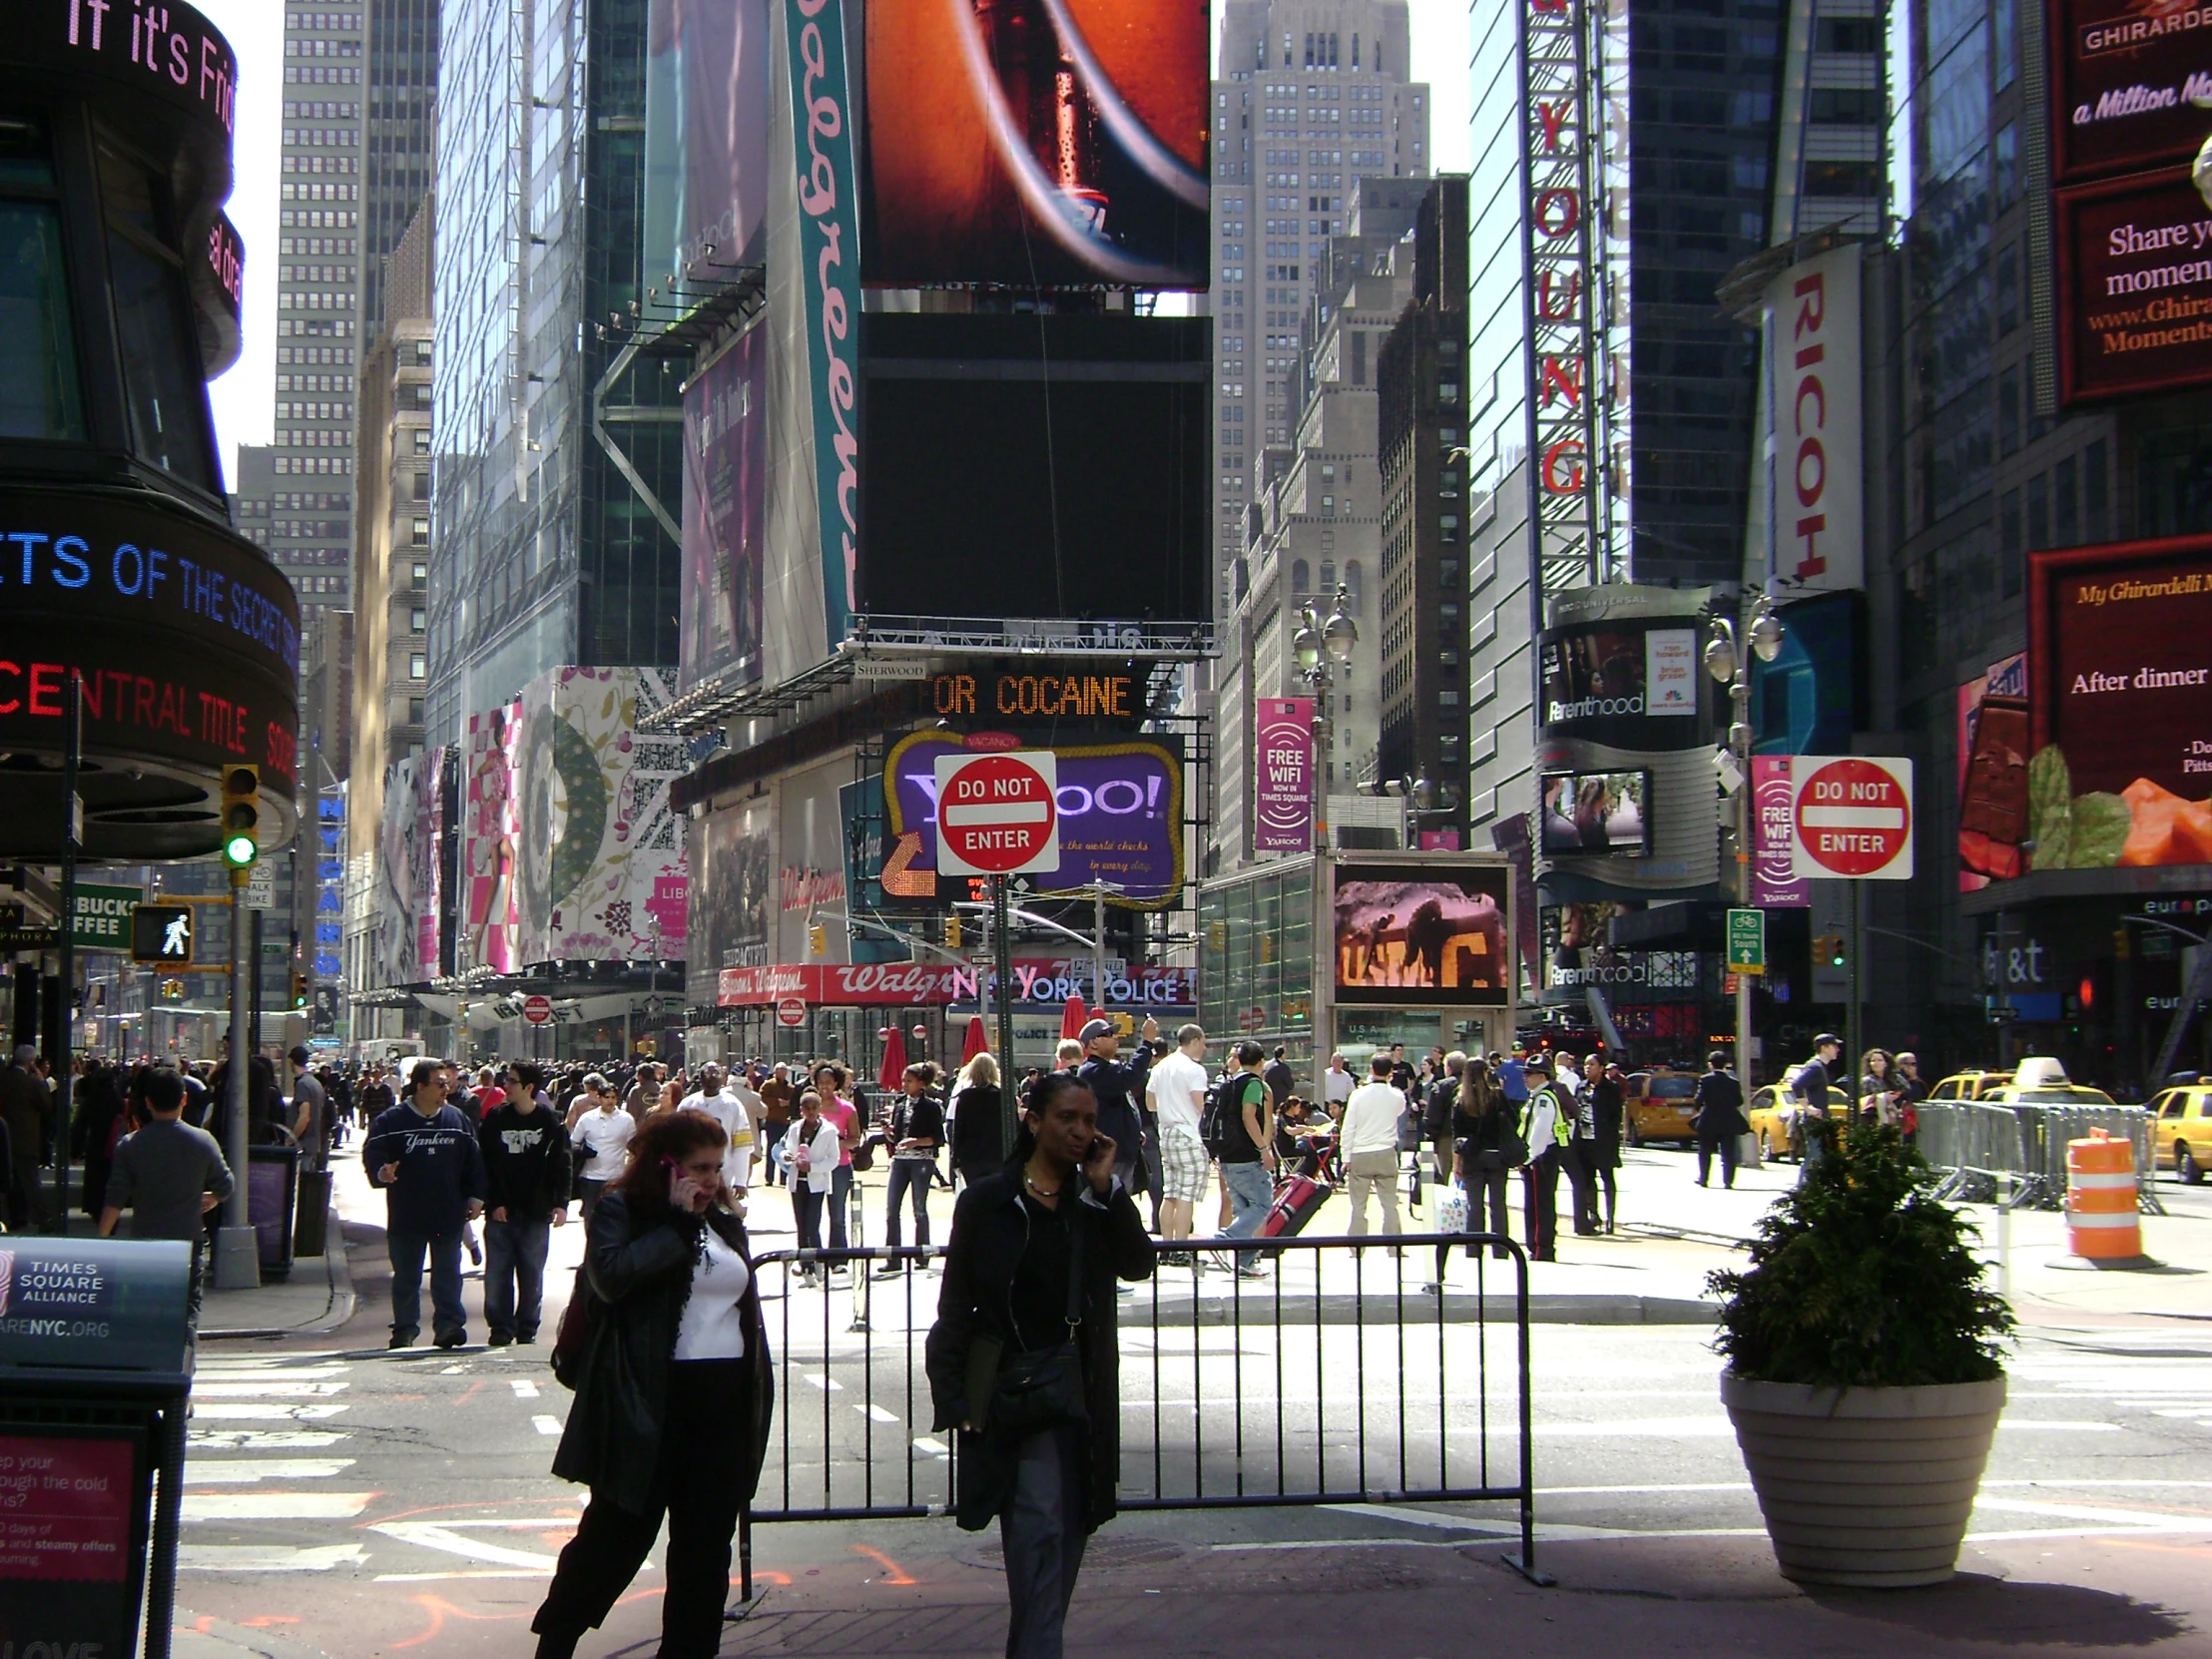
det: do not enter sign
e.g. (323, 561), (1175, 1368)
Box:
(934, 750), (1061, 876)
(776, 995), (808, 1028)
(522, 994), (553, 1025)
(1790, 756), (1915, 880)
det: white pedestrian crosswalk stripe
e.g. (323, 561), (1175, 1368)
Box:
(533, 1414), (562, 1435)
(184, 1459), (356, 1484)
(191, 1402), (349, 1421)
(183, 1492), (380, 1521)
(188, 1430), (348, 1450)
(178, 1543), (367, 1572)
(511, 1378), (540, 1398)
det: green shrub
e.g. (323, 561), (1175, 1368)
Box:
(1708, 1122), (2014, 1387)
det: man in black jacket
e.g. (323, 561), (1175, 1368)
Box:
(366, 1059), (487, 1349)
(478, 1082), (572, 1345)
(1074, 1016), (1160, 1207)
(1691, 1050), (1749, 1189)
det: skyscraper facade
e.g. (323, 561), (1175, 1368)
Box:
(1211, 1), (1428, 599)
(425, 0), (683, 745)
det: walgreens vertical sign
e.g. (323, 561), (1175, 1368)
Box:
(1763, 244), (1863, 591)
(1518, 0), (1607, 602)
(1254, 697), (1315, 853)
(786, 0), (860, 648)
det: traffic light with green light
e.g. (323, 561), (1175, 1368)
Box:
(1815, 933), (1847, 969)
(220, 765), (261, 868)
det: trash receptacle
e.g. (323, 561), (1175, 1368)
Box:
(294, 1166), (332, 1259)
(0, 1237), (195, 1659)
(247, 1143), (301, 1279)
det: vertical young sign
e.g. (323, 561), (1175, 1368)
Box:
(785, 0), (860, 650)
(1519, 0), (1607, 606)
(1253, 697), (1316, 853)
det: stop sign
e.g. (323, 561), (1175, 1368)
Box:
(522, 994), (552, 1025)
(776, 995), (808, 1028)
(933, 750), (1061, 876)
(1791, 756), (1915, 879)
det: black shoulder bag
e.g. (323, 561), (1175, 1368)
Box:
(963, 1203), (1088, 1439)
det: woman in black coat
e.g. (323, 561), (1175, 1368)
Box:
(947, 1051), (1007, 1188)
(534, 1111), (774, 1659)
(1451, 1060), (1516, 1258)
(925, 1071), (1154, 1658)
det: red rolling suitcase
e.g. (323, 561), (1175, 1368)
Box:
(1258, 1173), (1331, 1239)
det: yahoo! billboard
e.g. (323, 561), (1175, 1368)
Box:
(883, 731), (1184, 908)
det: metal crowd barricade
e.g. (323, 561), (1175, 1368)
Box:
(1920, 1101), (2163, 1215)
(739, 1232), (1547, 1597)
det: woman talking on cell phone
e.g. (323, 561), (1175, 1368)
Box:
(925, 1070), (1154, 1658)
(532, 1111), (774, 1659)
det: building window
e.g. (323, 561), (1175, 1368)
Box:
(408, 653), (426, 680)
(410, 516), (429, 546)
(0, 121), (85, 440)
(413, 428), (430, 453)
(2026, 471), (2050, 555)
(1343, 559), (1363, 614)
(98, 143), (217, 490)
(1291, 557), (1310, 593)
(2084, 439), (2109, 541)
(408, 606), (426, 633)
(2055, 453), (2078, 547)
(407, 697), (424, 723)
(1999, 490), (2022, 597)
(410, 560), (427, 588)
(1320, 558), (1336, 593)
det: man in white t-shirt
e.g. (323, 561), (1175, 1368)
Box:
(570, 1078), (637, 1219)
(678, 1064), (757, 1195)
(1323, 1054), (1356, 1116)
(1145, 1023), (1211, 1247)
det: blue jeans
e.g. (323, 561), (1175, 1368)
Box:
(388, 1228), (466, 1340)
(883, 1158), (932, 1249)
(830, 1164), (853, 1250)
(484, 1216), (551, 1340)
(1220, 1160), (1275, 1269)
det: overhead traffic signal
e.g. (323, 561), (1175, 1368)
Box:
(944, 913), (962, 950)
(290, 970), (309, 1009)
(220, 765), (261, 868)
(1814, 933), (1847, 969)
(809, 921), (828, 956)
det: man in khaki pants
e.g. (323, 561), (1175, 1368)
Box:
(1338, 1054), (1407, 1247)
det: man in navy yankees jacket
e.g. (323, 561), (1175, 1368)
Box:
(365, 1057), (488, 1349)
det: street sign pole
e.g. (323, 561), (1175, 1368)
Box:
(1849, 878), (1866, 1097)
(214, 865), (259, 1290)
(57, 670), (81, 1225)
(992, 873), (1015, 1152)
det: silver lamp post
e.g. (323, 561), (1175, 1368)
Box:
(1293, 582), (1360, 848)
(1705, 594), (1785, 1089)
(1296, 584), (1358, 1102)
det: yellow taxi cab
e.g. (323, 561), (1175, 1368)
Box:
(1745, 1083), (1853, 1161)
(1975, 1058), (2118, 1111)
(1926, 1070), (2013, 1102)
(2146, 1084), (2211, 1184)
(1622, 1070), (1699, 1146)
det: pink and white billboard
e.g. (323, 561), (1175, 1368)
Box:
(1751, 756), (1810, 907)
(1254, 697), (1315, 853)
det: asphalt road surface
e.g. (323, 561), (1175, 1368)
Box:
(170, 1145), (2212, 1656)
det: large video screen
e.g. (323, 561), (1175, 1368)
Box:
(2056, 171), (2212, 405)
(861, 0), (1210, 287)
(2045, 0), (2212, 185)
(1539, 770), (1651, 858)
(1538, 618), (1700, 742)
(2025, 534), (2212, 872)
(858, 313), (1208, 625)
(1332, 861), (1511, 1007)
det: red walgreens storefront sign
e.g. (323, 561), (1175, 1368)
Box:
(718, 959), (1199, 1008)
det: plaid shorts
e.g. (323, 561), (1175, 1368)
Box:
(1159, 1130), (1211, 1202)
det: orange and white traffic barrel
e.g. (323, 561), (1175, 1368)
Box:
(2064, 1129), (2141, 1260)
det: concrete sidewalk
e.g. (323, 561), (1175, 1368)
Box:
(688, 1525), (2212, 1659)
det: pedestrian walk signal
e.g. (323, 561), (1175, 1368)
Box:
(132, 903), (196, 965)
(221, 765), (261, 867)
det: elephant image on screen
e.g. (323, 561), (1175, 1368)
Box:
(1332, 863), (1512, 1007)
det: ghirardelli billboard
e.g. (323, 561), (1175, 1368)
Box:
(2055, 170), (2212, 403)
(2025, 534), (2212, 873)
(2047, 0), (2212, 184)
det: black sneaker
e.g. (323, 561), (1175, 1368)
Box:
(516, 1331), (538, 1345)
(388, 1330), (418, 1350)
(487, 1332), (513, 1348)
(433, 1329), (467, 1350)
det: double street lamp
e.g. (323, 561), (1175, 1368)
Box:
(1294, 583), (1359, 847)
(1706, 594), (1785, 1087)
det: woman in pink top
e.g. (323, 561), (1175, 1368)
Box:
(810, 1062), (860, 1257)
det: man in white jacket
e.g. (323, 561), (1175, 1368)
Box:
(1338, 1054), (1407, 1244)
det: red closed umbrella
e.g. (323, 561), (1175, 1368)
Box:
(876, 1025), (908, 1092)
(1059, 994), (1089, 1041)
(961, 1014), (988, 1062)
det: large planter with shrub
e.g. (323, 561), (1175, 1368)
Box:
(1709, 1121), (2014, 1588)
